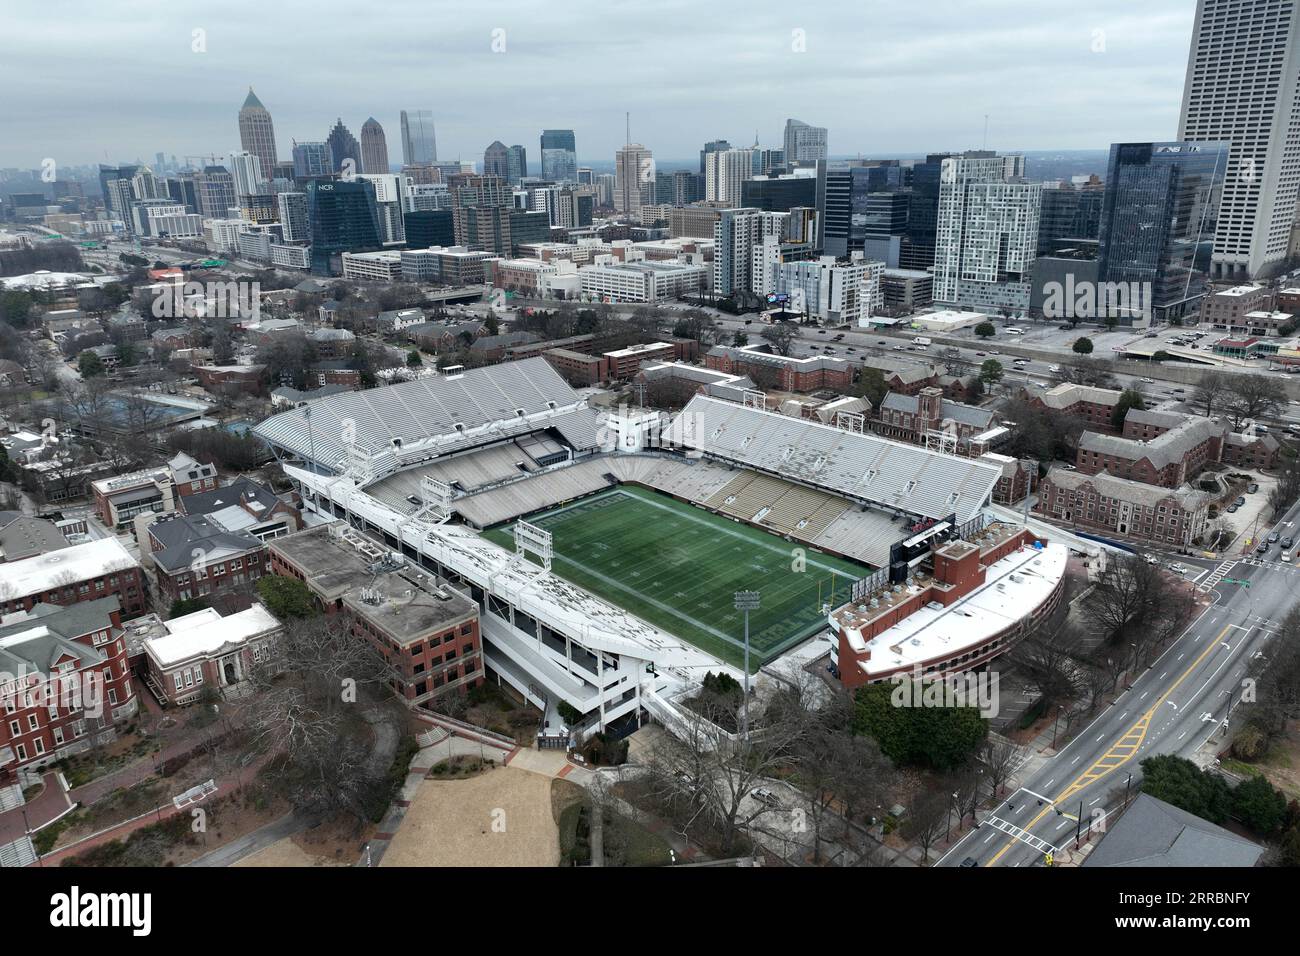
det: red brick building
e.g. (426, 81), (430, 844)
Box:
(0, 596), (138, 777)
(706, 344), (853, 392)
(268, 524), (484, 705)
(875, 387), (998, 451)
(0, 537), (147, 619)
(1036, 467), (1211, 546)
(141, 603), (282, 707)
(1026, 382), (1123, 430)
(1077, 415), (1226, 488)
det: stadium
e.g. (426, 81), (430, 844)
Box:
(253, 356), (1072, 744)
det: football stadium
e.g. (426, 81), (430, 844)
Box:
(254, 356), (1072, 744)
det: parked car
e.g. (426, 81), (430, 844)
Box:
(1235, 496), (1246, 507)
(1228, 503), (1240, 513)
(1144, 554), (1159, 565)
(1248, 482), (1260, 493)
(751, 787), (780, 807)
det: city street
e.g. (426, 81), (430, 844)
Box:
(936, 493), (1300, 867)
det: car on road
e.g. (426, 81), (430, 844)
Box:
(817, 329), (826, 334)
(1249, 482), (1260, 493)
(878, 341), (887, 346)
(1141, 378), (1155, 384)
(750, 786), (780, 807)
(1269, 531), (1281, 543)
(1049, 365), (1061, 372)
(1283, 536), (1294, 549)
(1168, 563), (1188, 575)
(1258, 541), (1271, 556)
(975, 351), (986, 356)
(1285, 551), (1293, 563)
(894, 345), (905, 351)
(1172, 388), (1185, 393)
(1144, 554), (1159, 565)
(960, 857), (979, 867)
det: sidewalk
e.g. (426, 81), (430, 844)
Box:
(0, 772), (74, 844)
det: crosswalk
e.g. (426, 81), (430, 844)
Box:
(983, 813), (1058, 856)
(1198, 559), (1237, 592)
(0, 835), (36, 868)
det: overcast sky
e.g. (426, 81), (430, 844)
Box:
(1, 0), (1198, 169)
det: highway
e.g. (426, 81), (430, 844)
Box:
(936, 494), (1300, 868)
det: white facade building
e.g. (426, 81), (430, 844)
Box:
(579, 256), (707, 303)
(341, 250), (403, 281)
(777, 252), (884, 326)
(704, 148), (756, 206)
(933, 153), (1041, 315)
(1179, 0), (1300, 279)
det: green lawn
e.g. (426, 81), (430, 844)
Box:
(484, 486), (871, 670)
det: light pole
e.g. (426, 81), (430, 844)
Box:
(734, 590), (760, 741)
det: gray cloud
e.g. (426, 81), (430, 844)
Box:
(0, 0), (1195, 168)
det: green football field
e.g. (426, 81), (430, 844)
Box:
(484, 486), (872, 671)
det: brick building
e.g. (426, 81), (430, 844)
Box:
(875, 387), (998, 451)
(1027, 382), (1123, 430)
(268, 524), (484, 705)
(705, 343), (853, 393)
(1077, 416), (1225, 488)
(0, 597), (139, 777)
(0, 537), (146, 619)
(92, 465), (175, 529)
(1036, 467), (1211, 546)
(141, 603), (282, 707)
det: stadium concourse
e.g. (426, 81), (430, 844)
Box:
(254, 356), (1072, 745)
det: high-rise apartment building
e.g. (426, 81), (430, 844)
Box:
(705, 148), (756, 206)
(713, 207), (789, 298)
(506, 145), (528, 185)
(700, 139), (732, 176)
(277, 191), (310, 243)
(238, 88), (278, 182)
(933, 152), (1041, 314)
(540, 129), (578, 182)
(228, 150), (263, 199)
(400, 110), (437, 165)
(360, 118), (390, 174)
(1178, 0), (1300, 278)
(195, 165), (238, 219)
(784, 118), (828, 165)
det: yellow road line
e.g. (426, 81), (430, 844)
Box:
(985, 624), (1233, 866)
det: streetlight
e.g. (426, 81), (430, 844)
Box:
(734, 590), (760, 741)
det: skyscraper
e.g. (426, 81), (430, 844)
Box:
(400, 109), (437, 165)
(506, 145), (527, 185)
(783, 119), (828, 165)
(704, 148), (756, 206)
(933, 152), (1041, 314)
(278, 192), (310, 243)
(700, 139), (732, 175)
(1097, 141), (1229, 322)
(1179, 0), (1300, 279)
(615, 143), (652, 218)
(238, 88), (278, 180)
(228, 150), (263, 199)
(360, 118), (390, 174)
(292, 141), (332, 180)
(483, 141), (510, 180)
(195, 165), (238, 219)
(326, 119), (361, 176)
(305, 179), (381, 275)
(540, 129), (577, 182)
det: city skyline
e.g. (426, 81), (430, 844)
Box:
(1, 0), (1199, 168)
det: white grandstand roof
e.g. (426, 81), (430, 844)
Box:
(252, 356), (592, 470)
(662, 396), (1000, 523)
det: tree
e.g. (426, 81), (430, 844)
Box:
(1232, 774), (1288, 835)
(77, 350), (104, 378)
(1139, 754), (1232, 825)
(1110, 387), (1145, 430)
(1072, 336), (1094, 355)
(852, 682), (988, 771)
(981, 736), (1020, 798)
(975, 321), (996, 339)
(978, 359), (1004, 389)
(1223, 373), (1286, 428)
(255, 574), (316, 619)
(1191, 371), (1227, 417)
(760, 322), (799, 357)
(732, 331), (748, 347)
(851, 367), (889, 407)
(902, 788), (950, 864)
(406, 349), (422, 367)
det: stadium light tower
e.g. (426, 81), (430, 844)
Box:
(734, 590), (760, 740)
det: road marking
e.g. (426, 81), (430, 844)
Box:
(986, 623), (1235, 867)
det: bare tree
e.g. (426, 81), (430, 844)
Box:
(981, 735), (1019, 799)
(903, 788), (950, 864)
(759, 322), (799, 357)
(1191, 371), (1227, 417)
(1223, 373), (1286, 428)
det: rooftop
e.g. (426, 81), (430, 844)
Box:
(1083, 793), (1263, 868)
(144, 603), (281, 669)
(0, 537), (139, 599)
